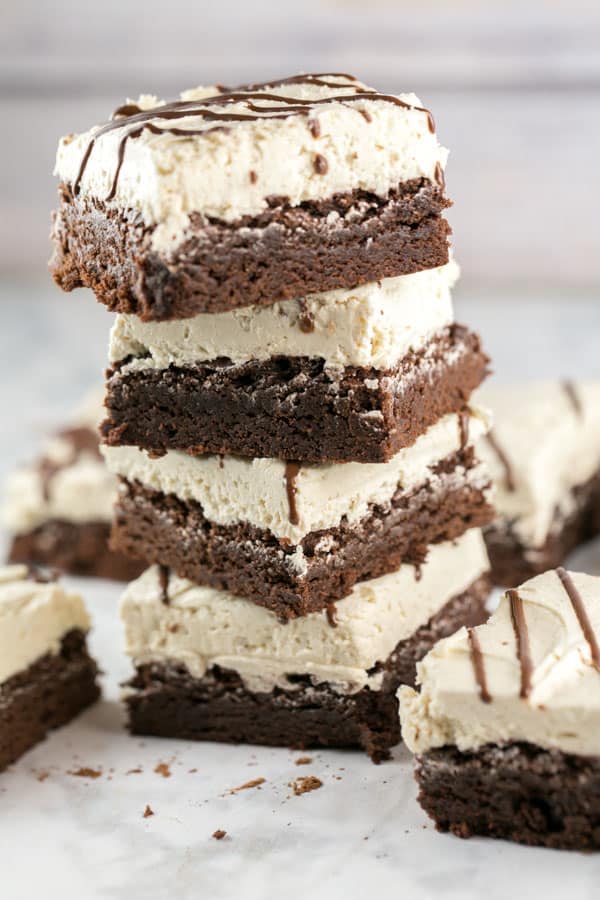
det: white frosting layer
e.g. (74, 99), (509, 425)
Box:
(121, 530), (489, 695)
(110, 262), (457, 372)
(0, 565), (91, 683)
(55, 75), (448, 253)
(2, 390), (116, 534)
(477, 381), (600, 548)
(401, 568), (600, 757)
(103, 407), (490, 543)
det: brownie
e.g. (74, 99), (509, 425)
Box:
(51, 179), (451, 321)
(110, 447), (493, 619)
(485, 468), (600, 587)
(124, 576), (490, 763)
(102, 325), (489, 463)
(0, 629), (100, 773)
(8, 520), (145, 582)
(414, 742), (600, 850)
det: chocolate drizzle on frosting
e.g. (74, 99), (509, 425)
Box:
(467, 627), (491, 703)
(508, 589), (533, 699)
(556, 567), (600, 670)
(485, 430), (515, 492)
(158, 565), (170, 605)
(284, 462), (301, 526)
(562, 380), (582, 419)
(72, 74), (435, 199)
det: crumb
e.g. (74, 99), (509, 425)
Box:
(35, 771), (49, 782)
(290, 776), (323, 796)
(143, 805), (154, 818)
(229, 777), (266, 794)
(68, 767), (102, 779)
(126, 767), (143, 775)
(363, 836), (369, 841)
(154, 762), (172, 778)
(188, 768), (198, 774)
(332, 775), (342, 781)
(212, 829), (227, 840)
(295, 756), (313, 766)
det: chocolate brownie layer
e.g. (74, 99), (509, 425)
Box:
(0, 629), (100, 773)
(485, 469), (600, 587)
(124, 575), (490, 763)
(51, 179), (451, 321)
(103, 325), (488, 463)
(8, 520), (145, 582)
(414, 742), (600, 850)
(111, 448), (493, 618)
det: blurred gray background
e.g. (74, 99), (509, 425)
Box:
(2, 0), (599, 292)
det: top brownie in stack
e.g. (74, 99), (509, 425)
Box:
(50, 73), (486, 462)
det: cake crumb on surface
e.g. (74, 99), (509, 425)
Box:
(68, 767), (102, 779)
(229, 777), (265, 794)
(295, 756), (313, 766)
(143, 805), (154, 818)
(290, 776), (323, 796)
(212, 829), (227, 840)
(154, 761), (171, 778)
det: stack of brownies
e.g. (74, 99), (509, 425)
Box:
(51, 73), (494, 760)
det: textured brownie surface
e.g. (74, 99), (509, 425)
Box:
(8, 519), (145, 582)
(125, 576), (490, 762)
(110, 448), (493, 618)
(51, 179), (450, 320)
(0, 629), (100, 772)
(103, 325), (488, 463)
(485, 469), (600, 587)
(414, 741), (600, 850)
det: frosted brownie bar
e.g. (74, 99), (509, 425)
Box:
(51, 73), (451, 321)
(0, 566), (99, 772)
(401, 567), (600, 849)
(122, 531), (490, 762)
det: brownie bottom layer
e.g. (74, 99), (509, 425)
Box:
(8, 519), (145, 582)
(103, 325), (488, 464)
(415, 742), (600, 850)
(124, 575), (490, 763)
(0, 629), (100, 773)
(52, 178), (451, 320)
(485, 469), (600, 587)
(111, 449), (493, 619)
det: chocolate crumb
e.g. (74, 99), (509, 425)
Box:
(249, 170), (258, 184)
(189, 768), (198, 774)
(35, 770), (49, 782)
(143, 805), (154, 818)
(69, 767), (102, 779)
(308, 118), (321, 138)
(314, 154), (329, 175)
(126, 767), (143, 775)
(154, 761), (171, 778)
(295, 757), (313, 766)
(290, 776), (323, 796)
(229, 777), (265, 794)
(212, 829), (227, 840)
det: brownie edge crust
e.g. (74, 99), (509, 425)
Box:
(124, 575), (490, 763)
(414, 742), (600, 850)
(51, 179), (451, 320)
(0, 629), (100, 772)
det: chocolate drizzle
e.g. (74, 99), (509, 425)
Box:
(72, 74), (435, 199)
(508, 589), (533, 699)
(562, 380), (582, 418)
(485, 430), (515, 492)
(158, 565), (170, 605)
(467, 628), (491, 703)
(284, 462), (301, 526)
(556, 567), (600, 669)
(314, 154), (329, 175)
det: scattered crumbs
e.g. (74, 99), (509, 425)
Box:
(229, 777), (266, 794)
(35, 770), (49, 782)
(126, 767), (143, 775)
(363, 836), (369, 841)
(290, 776), (323, 796)
(188, 768), (198, 774)
(143, 805), (154, 819)
(295, 756), (313, 766)
(332, 775), (343, 781)
(154, 762), (172, 778)
(212, 829), (227, 840)
(68, 767), (102, 779)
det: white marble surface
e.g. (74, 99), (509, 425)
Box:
(1, 282), (600, 899)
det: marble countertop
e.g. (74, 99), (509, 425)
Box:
(1, 282), (600, 900)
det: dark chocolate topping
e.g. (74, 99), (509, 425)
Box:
(72, 74), (435, 199)
(284, 462), (301, 526)
(556, 567), (600, 669)
(508, 589), (533, 699)
(485, 430), (516, 492)
(468, 627), (491, 703)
